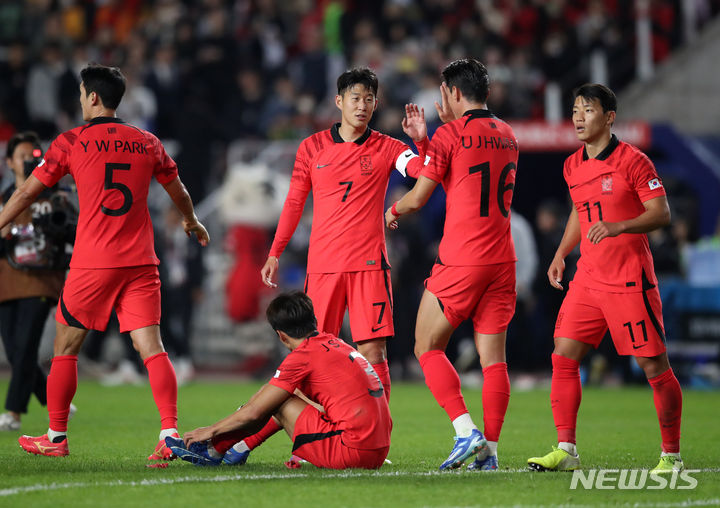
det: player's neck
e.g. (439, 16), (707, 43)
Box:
(86, 108), (117, 121)
(584, 131), (613, 159)
(337, 122), (367, 142)
(456, 98), (486, 118)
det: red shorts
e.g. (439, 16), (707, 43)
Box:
(554, 281), (667, 357)
(56, 265), (161, 333)
(291, 405), (389, 469)
(305, 270), (393, 342)
(424, 262), (516, 334)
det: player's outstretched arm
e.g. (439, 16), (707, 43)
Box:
(386, 175), (439, 229)
(586, 196), (670, 244)
(162, 176), (209, 246)
(548, 207), (581, 290)
(183, 383), (290, 446)
(261, 256), (279, 288)
(0, 175), (46, 230)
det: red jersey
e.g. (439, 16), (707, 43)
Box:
(33, 117), (178, 269)
(270, 124), (426, 273)
(422, 109), (518, 266)
(269, 332), (392, 450)
(565, 135), (666, 292)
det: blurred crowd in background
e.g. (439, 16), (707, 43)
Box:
(1, 0), (720, 384)
(2, 0), (720, 197)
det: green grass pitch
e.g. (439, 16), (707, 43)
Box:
(0, 380), (717, 507)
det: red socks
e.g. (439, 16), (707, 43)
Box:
(144, 352), (178, 430)
(372, 360), (391, 403)
(482, 362), (510, 442)
(418, 350), (468, 421)
(244, 417), (282, 450)
(648, 368), (682, 453)
(47, 355), (78, 432)
(211, 429), (251, 453)
(211, 417), (282, 453)
(551, 353), (581, 444)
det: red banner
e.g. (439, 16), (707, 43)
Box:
(511, 121), (651, 152)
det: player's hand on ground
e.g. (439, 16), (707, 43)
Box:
(586, 220), (623, 244)
(385, 208), (399, 230)
(401, 103), (427, 142)
(183, 217), (210, 246)
(547, 256), (565, 290)
(261, 256), (279, 288)
(435, 82), (457, 124)
(183, 426), (213, 447)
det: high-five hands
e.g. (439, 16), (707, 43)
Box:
(434, 82), (457, 123)
(401, 103), (427, 142)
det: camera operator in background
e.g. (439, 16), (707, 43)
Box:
(0, 131), (77, 431)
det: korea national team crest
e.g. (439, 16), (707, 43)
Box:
(360, 155), (373, 175)
(648, 178), (662, 190)
(601, 174), (613, 194)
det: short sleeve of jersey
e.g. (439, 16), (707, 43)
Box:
(33, 137), (70, 188)
(268, 349), (309, 394)
(628, 152), (665, 202)
(381, 135), (416, 177)
(421, 126), (453, 183)
(150, 134), (179, 185)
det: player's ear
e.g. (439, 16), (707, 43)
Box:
(335, 94), (343, 111)
(606, 110), (616, 128)
(451, 86), (461, 103)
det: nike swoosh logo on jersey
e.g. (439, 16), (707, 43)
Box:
(403, 153), (413, 158)
(316, 163), (331, 168)
(371, 325), (387, 333)
(632, 343), (647, 350)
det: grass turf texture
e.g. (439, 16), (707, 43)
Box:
(0, 380), (717, 507)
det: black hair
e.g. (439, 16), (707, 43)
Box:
(573, 83), (617, 113)
(337, 67), (378, 96)
(6, 131), (41, 159)
(80, 63), (126, 110)
(266, 291), (318, 339)
(441, 58), (490, 104)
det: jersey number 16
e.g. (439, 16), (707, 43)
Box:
(468, 161), (515, 218)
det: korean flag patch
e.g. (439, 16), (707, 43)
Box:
(648, 178), (662, 190)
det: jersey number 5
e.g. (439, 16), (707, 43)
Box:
(469, 161), (515, 218)
(102, 163), (133, 216)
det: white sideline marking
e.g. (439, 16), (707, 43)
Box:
(1, 469), (718, 498)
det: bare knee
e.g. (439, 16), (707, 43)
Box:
(475, 332), (506, 369)
(635, 353), (670, 379)
(129, 325), (165, 360)
(357, 339), (387, 364)
(53, 324), (88, 356)
(552, 337), (591, 363)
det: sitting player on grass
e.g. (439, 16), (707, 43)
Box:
(166, 291), (392, 469)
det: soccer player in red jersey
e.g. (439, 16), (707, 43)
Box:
(0, 64), (209, 462)
(166, 291), (391, 469)
(527, 84), (683, 474)
(386, 59), (518, 471)
(260, 68), (429, 404)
